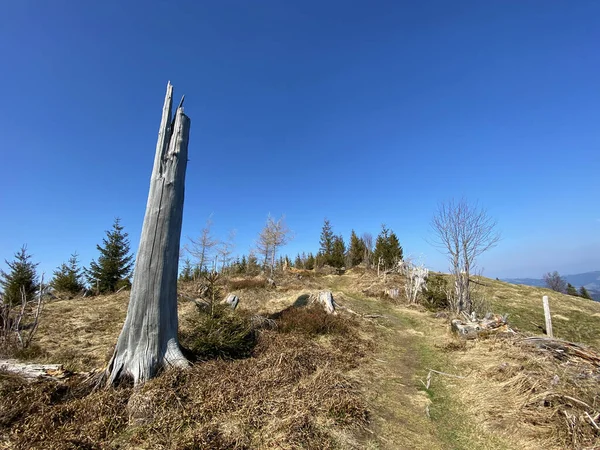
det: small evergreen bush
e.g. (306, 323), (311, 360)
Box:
(421, 273), (449, 311)
(180, 303), (256, 360)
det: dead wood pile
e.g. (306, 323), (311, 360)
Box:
(451, 312), (513, 339)
(520, 336), (600, 367)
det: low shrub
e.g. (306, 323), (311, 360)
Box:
(227, 277), (267, 290)
(276, 305), (351, 336)
(180, 303), (257, 360)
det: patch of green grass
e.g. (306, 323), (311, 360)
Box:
(411, 332), (510, 450)
(484, 279), (600, 348)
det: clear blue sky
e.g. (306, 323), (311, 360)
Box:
(0, 0), (598, 280)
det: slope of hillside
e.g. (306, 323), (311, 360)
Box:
(482, 278), (600, 348)
(2, 270), (600, 449)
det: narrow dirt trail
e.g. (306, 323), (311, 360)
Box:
(337, 288), (446, 449)
(325, 275), (513, 450)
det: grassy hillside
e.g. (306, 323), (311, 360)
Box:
(482, 277), (600, 348)
(1, 270), (599, 449)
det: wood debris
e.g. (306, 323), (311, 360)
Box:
(451, 312), (513, 339)
(0, 359), (69, 381)
(520, 336), (600, 367)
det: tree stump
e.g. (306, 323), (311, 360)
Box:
(106, 83), (191, 385)
(223, 293), (239, 310)
(309, 291), (337, 314)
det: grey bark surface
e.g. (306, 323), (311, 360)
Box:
(0, 360), (66, 380)
(107, 82), (191, 385)
(223, 293), (239, 310)
(309, 291), (337, 314)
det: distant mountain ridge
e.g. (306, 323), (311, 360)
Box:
(503, 271), (600, 301)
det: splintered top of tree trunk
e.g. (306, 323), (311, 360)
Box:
(107, 82), (191, 385)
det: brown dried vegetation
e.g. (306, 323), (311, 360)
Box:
(0, 294), (370, 449)
(447, 335), (600, 449)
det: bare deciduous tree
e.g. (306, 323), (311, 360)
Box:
(430, 199), (500, 314)
(256, 214), (292, 275)
(185, 216), (218, 277)
(543, 271), (566, 293)
(361, 232), (373, 268)
(1, 275), (44, 351)
(216, 230), (236, 273)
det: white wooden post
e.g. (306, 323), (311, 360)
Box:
(543, 295), (553, 338)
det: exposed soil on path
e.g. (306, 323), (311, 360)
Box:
(327, 273), (515, 450)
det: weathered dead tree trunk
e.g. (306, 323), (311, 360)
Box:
(106, 82), (191, 385)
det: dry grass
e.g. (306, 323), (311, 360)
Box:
(4, 270), (600, 449)
(0, 294), (371, 449)
(442, 334), (600, 449)
(336, 270), (600, 449)
(34, 291), (129, 371)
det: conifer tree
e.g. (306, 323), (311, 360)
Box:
(294, 253), (303, 269)
(52, 252), (85, 294)
(373, 224), (403, 271)
(388, 231), (402, 261)
(305, 253), (316, 270)
(85, 218), (134, 293)
(579, 286), (593, 300)
(239, 255), (248, 274)
(179, 258), (194, 282)
(0, 245), (39, 305)
(319, 219), (335, 264)
(247, 252), (260, 275)
(330, 235), (346, 268)
(348, 230), (366, 267)
(315, 252), (325, 268)
(566, 283), (579, 297)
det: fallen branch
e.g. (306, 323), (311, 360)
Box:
(0, 360), (69, 381)
(424, 368), (466, 389)
(427, 368), (466, 379)
(559, 394), (592, 410)
(585, 412), (600, 431)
